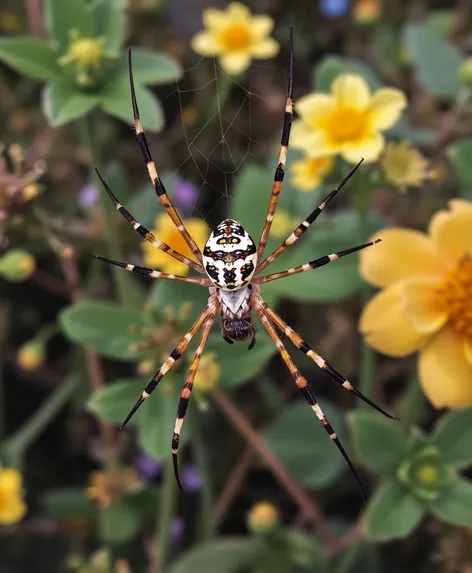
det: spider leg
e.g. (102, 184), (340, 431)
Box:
(256, 28), (294, 261)
(257, 159), (364, 273)
(95, 168), (204, 274)
(254, 296), (396, 420)
(254, 239), (381, 285)
(253, 302), (365, 501)
(120, 297), (218, 429)
(90, 254), (212, 286)
(172, 311), (217, 489)
(128, 50), (204, 265)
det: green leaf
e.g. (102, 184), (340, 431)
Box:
(403, 22), (464, 98)
(121, 48), (182, 85)
(42, 80), (99, 126)
(100, 73), (164, 130)
(88, 378), (145, 424)
(169, 539), (257, 573)
(148, 278), (210, 324)
(42, 488), (92, 518)
(265, 401), (347, 487)
(0, 37), (61, 81)
(45, 0), (94, 53)
(137, 374), (189, 459)
(98, 499), (142, 543)
(93, 0), (126, 52)
(59, 300), (152, 359)
(364, 480), (424, 541)
(430, 478), (472, 526)
(431, 408), (472, 469)
(447, 138), (472, 194)
(314, 56), (382, 92)
(349, 411), (407, 476)
(207, 329), (277, 387)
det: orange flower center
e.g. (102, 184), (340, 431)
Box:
(323, 107), (367, 143)
(220, 25), (251, 50)
(435, 254), (472, 336)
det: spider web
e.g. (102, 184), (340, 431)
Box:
(161, 55), (287, 227)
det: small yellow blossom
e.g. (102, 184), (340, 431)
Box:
(86, 467), (139, 508)
(0, 249), (36, 282)
(59, 30), (117, 86)
(17, 340), (45, 371)
(142, 213), (209, 275)
(353, 0), (381, 24)
(270, 209), (298, 239)
(381, 141), (430, 192)
(0, 466), (27, 525)
(291, 154), (334, 191)
(194, 353), (220, 392)
(191, 2), (279, 75)
(359, 199), (472, 408)
(247, 502), (279, 534)
(292, 74), (407, 164)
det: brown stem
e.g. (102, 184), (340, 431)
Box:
(25, 0), (46, 37)
(212, 389), (336, 546)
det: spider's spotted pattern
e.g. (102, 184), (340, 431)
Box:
(91, 29), (395, 499)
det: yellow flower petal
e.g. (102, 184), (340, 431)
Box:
(360, 228), (446, 288)
(419, 327), (472, 408)
(296, 94), (336, 130)
(367, 88), (407, 130)
(251, 37), (279, 58)
(340, 131), (384, 163)
(250, 15), (274, 37)
(219, 51), (252, 74)
(332, 74), (370, 109)
(429, 204), (472, 263)
(401, 278), (448, 333)
(227, 2), (252, 20)
(203, 8), (227, 30)
(448, 199), (472, 213)
(464, 337), (472, 365)
(359, 283), (430, 357)
(0, 467), (22, 490)
(0, 496), (27, 524)
(191, 31), (219, 55)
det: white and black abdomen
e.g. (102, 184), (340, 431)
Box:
(203, 219), (257, 290)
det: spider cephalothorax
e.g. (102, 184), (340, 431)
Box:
(91, 30), (394, 500)
(203, 219), (257, 290)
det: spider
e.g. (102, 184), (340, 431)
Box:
(91, 30), (395, 498)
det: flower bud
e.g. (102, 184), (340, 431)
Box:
(459, 57), (472, 86)
(247, 502), (280, 534)
(17, 339), (45, 371)
(193, 353), (220, 392)
(0, 249), (36, 282)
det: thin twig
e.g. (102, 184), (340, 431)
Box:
(212, 389), (336, 546)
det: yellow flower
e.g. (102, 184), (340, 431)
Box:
(194, 353), (220, 392)
(292, 74), (407, 164)
(0, 249), (36, 282)
(381, 141), (430, 192)
(270, 209), (298, 239)
(17, 340), (45, 371)
(142, 213), (209, 275)
(247, 502), (279, 534)
(359, 200), (472, 408)
(0, 466), (27, 525)
(191, 2), (279, 75)
(291, 154), (334, 191)
(353, 0), (381, 24)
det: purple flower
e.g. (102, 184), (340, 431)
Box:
(78, 184), (99, 208)
(134, 451), (164, 482)
(170, 516), (186, 548)
(173, 178), (197, 212)
(181, 464), (201, 492)
(320, 0), (350, 18)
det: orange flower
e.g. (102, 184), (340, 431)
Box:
(359, 200), (472, 408)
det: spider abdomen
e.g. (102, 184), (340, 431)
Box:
(203, 219), (257, 290)
(222, 317), (254, 341)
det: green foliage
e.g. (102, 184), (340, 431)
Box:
(429, 478), (472, 526)
(403, 21), (464, 97)
(98, 498), (142, 544)
(430, 408), (472, 469)
(59, 300), (153, 359)
(0, 37), (61, 80)
(314, 57), (382, 92)
(447, 138), (472, 195)
(42, 488), (93, 519)
(266, 401), (347, 487)
(43, 80), (100, 126)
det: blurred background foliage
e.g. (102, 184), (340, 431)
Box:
(1, 0), (472, 572)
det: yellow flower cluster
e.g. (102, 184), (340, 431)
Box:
(360, 200), (472, 409)
(0, 466), (27, 524)
(191, 2), (279, 75)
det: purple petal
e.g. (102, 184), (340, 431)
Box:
(78, 184), (99, 208)
(134, 451), (164, 481)
(181, 464), (201, 492)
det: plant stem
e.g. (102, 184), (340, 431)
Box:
(189, 408), (215, 540)
(2, 376), (79, 469)
(400, 377), (426, 433)
(333, 539), (361, 573)
(156, 462), (177, 567)
(79, 114), (137, 307)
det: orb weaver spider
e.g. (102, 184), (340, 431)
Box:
(91, 29), (394, 498)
